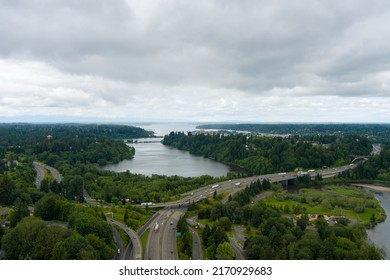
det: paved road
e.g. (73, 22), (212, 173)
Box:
(189, 226), (203, 260)
(144, 208), (187, 260)
(111, 161), (365, 260)
(131, 152), (377, 260)
(46, 165), (61, 183)
(232, 225), (247, 245)
(144, 163), (358, 210)
(229, 237), (245, 260)
(371, 144), (383, 155)
(145, 209), (174, 260)
(126, 163), (359, 260)
(33, 162), (46, 188)
(137, 212), (161, 236)
(109, 223), (123, 260)
(33, 161), (62, 189)
(161, 208), (187, 260)
(108, 218), (142, 260)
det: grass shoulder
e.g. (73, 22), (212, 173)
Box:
(104, 204), (153, 231)
(140, 228), (150, 260)
(113, 224), (130, 249)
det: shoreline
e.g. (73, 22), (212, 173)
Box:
(352, 184), (390, 193)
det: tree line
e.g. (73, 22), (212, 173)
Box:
(197, 123), (390, 143)
(162, 132), (371, 175)
(338, 145), (390, 181)
(196, 182), (385, 259)
(1, 193), (115, 259)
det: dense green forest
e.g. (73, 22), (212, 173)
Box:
(0, 123), (152, 171)
(197, 123), (390, 143)
(0, 124), (156, 259)
(338, 147), (390, 181)
(193, 179), (385, 260)
(2, 201), (115, 260)
(162, 132), (372, 175)
(0, 123), (153, 143)
(0, 124), (220, 204)
(243, 206), (384, 260)
(0, 124), (220, 259)
(2, 123), (390, 260)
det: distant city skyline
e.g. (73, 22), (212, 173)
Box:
(1, 0), (390, 123)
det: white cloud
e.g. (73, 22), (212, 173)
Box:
(1, 1), (390, 122)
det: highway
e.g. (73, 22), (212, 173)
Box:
(189, 226), (203, 260)
(32, 161), (363, 261)
(161, 208), (186, 259)
(229, 237), (245, 260)
(186, 217), (204, 260)
(33, 161), (62, 188)
(33, 161), (360, 260)
(108, 218), (142, 260)
(33, 162), (46, 188)
(372, 144), (383, 155)
(110, 223), (123, 260)
(144, 209), (173, 259)
(137, 212), (161, 236)
(146, 163), (358, 209)
(140, 163), (359, 260)
(144, 207), (187, 260)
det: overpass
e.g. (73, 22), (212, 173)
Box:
(349, 144), (383, 163)
(349, 155), (369, 163)
(141, 164), (356, 209)
(138, 162), (358, 260)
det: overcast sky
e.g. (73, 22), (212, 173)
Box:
(1, 0), (390, 123)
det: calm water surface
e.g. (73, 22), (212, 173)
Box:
(103, 123), (231, 177)
(108, 123), (390, 255)
(368, 192), (390, 259)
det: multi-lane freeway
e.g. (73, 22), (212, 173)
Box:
(147, 163), (358, 209)
(138, 163), (359, 260)
(33, 161), (61, 188)
(34, 159), (362, 260)
(144, 207), (187, 260)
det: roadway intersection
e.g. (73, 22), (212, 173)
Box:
(32, 161), (359, 260)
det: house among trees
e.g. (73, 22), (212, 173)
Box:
(0, 208), (11, 227)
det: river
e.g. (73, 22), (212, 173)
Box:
(105, 123), (390, 257)
(103, 123), (231, 177)
(368, 192), (390, 259)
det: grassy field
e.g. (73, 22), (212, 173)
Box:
(264, 185), (386, 225)
(140, 228), (150, 260)
(105, 205), (153, 231)
(186, 192), (227, 219)
(113, 224), (130, 249)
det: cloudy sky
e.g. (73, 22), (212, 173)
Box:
(1, 0), (390, 123)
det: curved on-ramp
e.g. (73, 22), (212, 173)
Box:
(108, 219), (142, 260)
